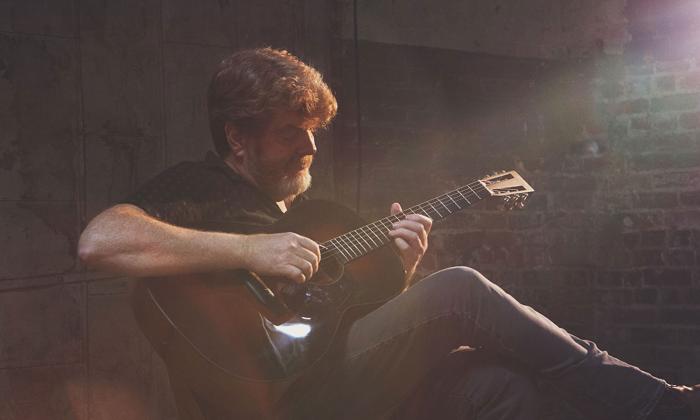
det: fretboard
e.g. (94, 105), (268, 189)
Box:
(320, 180), (490, 265)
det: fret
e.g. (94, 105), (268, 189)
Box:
(347, 234), (365, 254)
(329, 238), (352, 261)
(446, 193), (461, 209)
(352, 228), (373, 251)
(343, 232), (365, 255)
(337, 234), (360, 258)
(436, 197), (452, 213)
(408, 207), (422, 218)
(415, 204), (431, 219)
(428, 202), (443, 218)
(325, 242), (348, 264)
(466, 184), (481, 200)
(339, 235), (360, 259)
(374, 220), (392, 240)
(456, 189), (472, 205)
(361, 225), (380, 248)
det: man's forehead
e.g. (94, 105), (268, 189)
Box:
(269, 110), (320, 131)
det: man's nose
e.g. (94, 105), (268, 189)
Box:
(298, 130), (316, 156)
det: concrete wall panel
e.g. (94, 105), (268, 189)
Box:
(163, 0), (301, 50)
(341, 0), (628, 59)
(163, 43), (230, 165)
(0, 34), (80, 201)
(163, 0), (238, 46)
(0, 202), (77, 279)
(0, 364), (87, 420)
(0, 0), (77, 38)
(0, 284), (84, 368)
(79, 0), (165, 218)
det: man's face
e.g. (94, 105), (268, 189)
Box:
(244, 111), (318, 201)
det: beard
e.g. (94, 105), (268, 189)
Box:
(247, 149), (313, 201)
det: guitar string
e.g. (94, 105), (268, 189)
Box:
(318, 191), (479, 266)
(318, 181), (492, 265)
(318, 180), (497, 264)
(322, 181), (488, 261)
(324, 178), (523, 263)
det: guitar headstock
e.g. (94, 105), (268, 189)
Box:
(479, 170), (534, 210)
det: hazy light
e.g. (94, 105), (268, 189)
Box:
(272, 322), (312, 338)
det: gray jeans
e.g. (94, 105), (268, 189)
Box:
(285, 266), (668, 420)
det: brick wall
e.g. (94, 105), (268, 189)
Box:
(0, 1), (337, 419)
(333, 0), (700, 398)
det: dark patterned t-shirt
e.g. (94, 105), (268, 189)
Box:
(122, 151), (302, 234)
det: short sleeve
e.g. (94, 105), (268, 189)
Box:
(119, 154), (282, 232)
(121, 162), (195, 221)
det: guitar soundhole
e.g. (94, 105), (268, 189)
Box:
(313, 257), (343, 285)
(279, 258), (353, 316)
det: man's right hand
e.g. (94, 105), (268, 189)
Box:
(242, 233), (321, 283)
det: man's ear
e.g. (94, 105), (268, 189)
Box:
(224, 122), (246, 158)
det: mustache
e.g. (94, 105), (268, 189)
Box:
(296, 155), (313, 168)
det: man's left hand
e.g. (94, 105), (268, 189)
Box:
(388, 202), (432, 279)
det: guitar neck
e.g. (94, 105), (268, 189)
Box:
(320, 180), (491, 264)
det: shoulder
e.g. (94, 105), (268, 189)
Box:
(121, 153), (243, 215)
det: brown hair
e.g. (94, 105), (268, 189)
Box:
(207, 48), (338, 156)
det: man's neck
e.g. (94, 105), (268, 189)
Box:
(277, 200), (288, 213)
(223, 153), (294, 213)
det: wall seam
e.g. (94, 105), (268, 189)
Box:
(0, 29), (77, 40)
(74, 1), (91, 419)
(159, 0), (168, 167)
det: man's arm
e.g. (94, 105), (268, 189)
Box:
(78, 204), (320, 282)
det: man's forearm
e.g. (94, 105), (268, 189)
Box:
(78, 204), (250, 277)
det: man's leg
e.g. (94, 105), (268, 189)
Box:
(287, 266), (666, 420)
(391, 350), (541, 420)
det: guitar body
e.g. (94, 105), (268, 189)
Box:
(132, 200), (405, 417)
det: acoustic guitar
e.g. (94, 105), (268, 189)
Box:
(132, 170), (534, 417)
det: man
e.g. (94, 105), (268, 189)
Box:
(78, 48), (698, 419)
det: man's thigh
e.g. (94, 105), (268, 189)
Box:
(392, 350), (540, 420)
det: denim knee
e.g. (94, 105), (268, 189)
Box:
(427, 266), (495, 299)
(407, 266), (498, 320)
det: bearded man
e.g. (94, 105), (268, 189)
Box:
(78, 48), (698, 420)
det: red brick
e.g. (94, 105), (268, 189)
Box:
(634, 249), (664, 266)
(653, 115), (678, 131)
(634, 192), (678, 209)
(635, 288), (659, 304)
(680, 191), (700, 206)
(619, 98), (650, 114)
(669, 229), (693, 247)
(660, 308), (700, 325)
(680, 72), (700, 90)
(654, 60), (691, 74)
(639, 230), (667, 246)
(655, 75), (676, 92)
(613, 307), (657, 324)
(651, 93), (700, 112)
(662, 249), (695, 266)
(644, 268), (692, 286)
(631, 116), (650, 130)
(630, 153), (699, 171)
(679, 112), (700, 129)
(628, 326), (673, 344)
